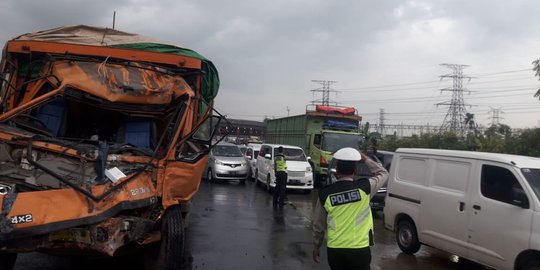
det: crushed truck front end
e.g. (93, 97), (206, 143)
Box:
(0, 25), (220, 269)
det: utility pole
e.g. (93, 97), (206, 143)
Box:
(437, 63), (473, 137)
(378, 108), (386, 137)
(310, 80), (338, 106)
(488, 107), (504, 126)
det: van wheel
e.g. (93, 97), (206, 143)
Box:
(266, 174), (273, 193)
(0, 252), (17, 270)
(144, 205), (185, 270)
(523, 259), (540, 270)
(396, 219), (421, 254)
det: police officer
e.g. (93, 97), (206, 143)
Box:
(312, 147), (388, 270)
(273, 146), (287, 207)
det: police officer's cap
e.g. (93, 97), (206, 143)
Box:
(333, 147), (362, 162)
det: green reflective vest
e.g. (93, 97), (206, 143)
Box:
(319, 180), (374, 249)
(275, 154), (287, 172)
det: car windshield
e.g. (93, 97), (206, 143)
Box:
(274, 148), (306, 161)
(321, 133), (363, 153)
(213, 145), (243, 157)
(239, 146), (248, 154)
(521, 168), (540, 200)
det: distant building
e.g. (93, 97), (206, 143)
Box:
(218, 118), (265, 144)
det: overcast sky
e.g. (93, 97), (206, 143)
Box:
(1, 0), (539, 130)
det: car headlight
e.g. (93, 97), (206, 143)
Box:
(241, 161), (247, 166)
(306, 166), (312, 172)
(215, 160), (224, 165)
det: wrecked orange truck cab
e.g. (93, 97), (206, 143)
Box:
(0, 25), (221, 269)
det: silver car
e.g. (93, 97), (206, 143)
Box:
(206, 142), (249, 183)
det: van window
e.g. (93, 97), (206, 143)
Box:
(396, 157), (427, 185)
(259, 146), (270, 158)
(432, 160), (470, 193)
(522, 168), (540, 201)
(481, 165), (524, 205)
(274, 148), (307, 161)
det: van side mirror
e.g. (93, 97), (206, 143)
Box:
(264, 154), (271, 159)
(512, 189), (529, 209)
(307, 156), (311, 160)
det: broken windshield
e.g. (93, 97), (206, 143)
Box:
(3, 94), (187, 157)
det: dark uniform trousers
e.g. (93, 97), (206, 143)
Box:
(273, 171), (287, 205)
(327, 247), (371, 270)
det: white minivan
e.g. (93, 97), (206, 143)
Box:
(384, 148), (540, 270)
(256, 144), (314, 193)
(245, 143), (262, 181)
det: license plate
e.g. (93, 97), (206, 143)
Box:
(288, 179), (301, 184)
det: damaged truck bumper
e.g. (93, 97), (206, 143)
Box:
(0, 176), (160, 256)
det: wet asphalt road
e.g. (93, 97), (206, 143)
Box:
(14, 179), (488, 270)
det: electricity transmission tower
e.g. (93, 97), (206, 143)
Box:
(488, 107), (504, 126)
(310, 80), (338, 106)
(378, 108), (386, 136)
(437, 64), (473, 136)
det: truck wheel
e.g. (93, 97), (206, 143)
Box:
(144, 205), (185, 270)
(0, 252), (17, 270)
(396, 219), (421, 254)
(523, 259), (540, 270)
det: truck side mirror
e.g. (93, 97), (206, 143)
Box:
(307, 156), (311, 160)
(265, 154), (271, 159)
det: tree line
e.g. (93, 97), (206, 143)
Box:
(375, 123), (540, 158)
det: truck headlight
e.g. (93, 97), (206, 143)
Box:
(306, 166), (312, 172)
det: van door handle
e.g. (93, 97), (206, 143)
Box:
(459, 202), (465, 211)
(473, 205), (481, 210)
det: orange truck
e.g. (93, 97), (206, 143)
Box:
(0, 25), (222, 269)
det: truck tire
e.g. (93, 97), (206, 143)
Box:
(144, 205), (185, 270)
(0, 252), (17, 270)
(396, 219), (421, 255)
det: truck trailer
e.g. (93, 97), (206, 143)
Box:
(265, 105), (363, 187)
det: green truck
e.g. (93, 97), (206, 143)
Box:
(264, 105), (363, 187)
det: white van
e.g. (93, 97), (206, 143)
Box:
(256, 144), (314, 192)
(384, 148), (540, 270)
(245, 143), (262, 181)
